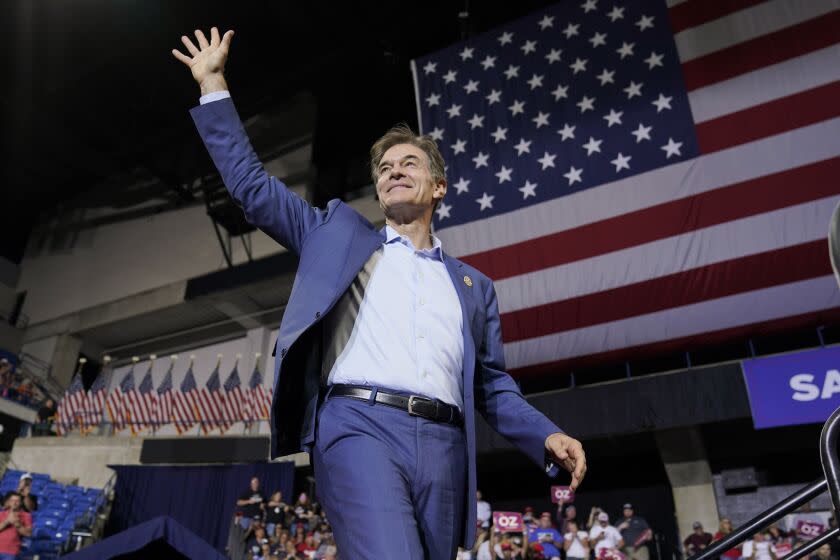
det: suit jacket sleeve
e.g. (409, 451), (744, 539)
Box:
(189, 97), (333, 255)
(474, 278), (563, 477)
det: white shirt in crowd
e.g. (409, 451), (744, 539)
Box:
(476, 541), (492, 560)
(565, 530), (590, 558)
(590, 524), (623, 553)
(477, 500), (492, 527)
(742, 540), (774, 560)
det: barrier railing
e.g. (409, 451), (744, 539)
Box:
(690, 406), (840, 560)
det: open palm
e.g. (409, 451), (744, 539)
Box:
(171, 27), (234, 84)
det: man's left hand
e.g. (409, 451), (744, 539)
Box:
(545, 433), (587, 490)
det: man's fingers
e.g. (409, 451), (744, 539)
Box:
(194, 29), (210, 49)
(171, 49), (192, 66)
(210, 26), (220, 47)
(181, 35), (199, 56)
(221, 29), (234, 51)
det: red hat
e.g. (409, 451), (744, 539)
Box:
(533, 543), (544, 552)
(501, 542), (512, 550)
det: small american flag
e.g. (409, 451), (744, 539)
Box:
(119, 369), (145, 435)
(56, 372), (86, 435)
(138, 367), (158, 431)
(199, 362), (232, 433)
(106, 370), (127, 432)
(247, 363), (271, 423)
(223, 362), (246, 423)
(412, 0), (840, 377)
(156, 363), (174, 427)
(84, 370), (108, 430)
(173, 363), (200, 434)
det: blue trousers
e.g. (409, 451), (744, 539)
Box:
(313, 387), (467, 559)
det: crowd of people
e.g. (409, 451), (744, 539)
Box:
(0, 358), (38, 409)
(225, 481), (840, 560)
(227, 477), (336, 560)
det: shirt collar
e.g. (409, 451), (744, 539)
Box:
(384, 225), (444, 261)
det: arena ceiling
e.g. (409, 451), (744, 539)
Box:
(1, 0), (557, 263)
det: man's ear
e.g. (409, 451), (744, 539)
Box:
(434, 178), (447, 200)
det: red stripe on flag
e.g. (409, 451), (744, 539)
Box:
(681, 11), (840, 91)
(511, 305), (840, 378)
(668, 0), (767, 34)
(501, 240), (831, 342)
(696, 82), (840, 154)
(461, 157), (840, 280)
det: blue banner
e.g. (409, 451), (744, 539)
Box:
(743, 346), (840, 429)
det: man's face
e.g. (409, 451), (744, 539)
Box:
(695, 526), (704, 534)
(7, 496), (20, 510)
(250, 477), (259, 491)
(566, 506), (576, 519)
(540, 517), (551, 528)
(375, 144), (445, 216)
(624, 508), (633, 519)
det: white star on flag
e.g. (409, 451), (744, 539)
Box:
(596, 69), (615, 85)
(422, 61), (437, 74)
(476, 192), (494, 210)
(486, 89), (502, 105)
(426, 93), (441, 107)
(509, 100), (526, 116)
(589, 32), (607, 47)
(545, 49), (562, 64)
(459, 47), (474, 61)
(451, 139), (467, 154)
(610, 152), (631, 172)
(563, 23), (580, 38)
(495, 166), (513, 183)
(616, 42), (634, 59)
(570, 58), (588, 74)
(504, 65), (520, 80)
(472, 152), (490, 168)
(453, 177), (470, 194)
(468, 114), (484, 129)
(563, 166), (583, 185)
(521, 40), (537, 55)
(603, 109), (623, 127)
(607, 6), (624, 21)
(463, 80), (479, 94)
(623, 81), (643, 98)
(631, 123), (652, 142)
(532, 112), (550, 128)
(491, 126), (508, 143)
(552, 84), (569, 101)
(527, 74), (544, 90)
(429, 127), (444, 141)
(519, 180), (538, 199)
(636, 15), (655, 31)
(480, 56), (496, 70)
(538, 15), (554, 30)
(577, 96), (595, 113)
(645, 52), (664, 69)
(498, 31), (513, 45)
(558, 123), (576, 140)
(435, 202), (452, 219)
(581, 0), (597, 13)
(443, 70), (457, 84)
(538, 152), (556, 170)
(661, 138), (683, 158)
(583, 137), (602, 155)
(514, 138), (532, 155)
(446, 104), (462, 118)
(652, 94), (673, 112)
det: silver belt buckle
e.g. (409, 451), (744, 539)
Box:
(407, 395), (421, 416)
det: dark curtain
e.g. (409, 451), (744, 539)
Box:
(106, 462), (295, 553)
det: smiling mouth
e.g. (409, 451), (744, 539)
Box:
(387, 184), (412, 192)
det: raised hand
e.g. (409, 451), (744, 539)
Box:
(171, 27), (234, 90)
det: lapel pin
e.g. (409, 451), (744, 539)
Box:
(463, 275), (473, 287)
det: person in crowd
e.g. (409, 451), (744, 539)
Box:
(617, 503), (652, 560)
(590, 511), (625, 556)
(477, 490), (492, 530)
(0, 492), (32, 560)
(523, 506), (539, 533)
(292, 492), (315, 530)
(564, 519), (590, 560)
(0, 359), (13, 392)
(713, 517), (742, 560)
(265, 490), (289, 536)
(280, 539), (299, 560)
(743, 532), (777, 560)
(497, 540), (525, 560)
(244, 524), (268, 557)
(16, 474), (37, 512)
(558, 503), (578, 534)
(34, 398), (57, 436)
(474, 527), (493, 560)
(684, 522), (713, 556)
(811, 543), (839, 560)
(237, 477), (265, 531)
(587, 507), (605, 530)
(296, 532), (318, 558)
(528, 512), (563, 560)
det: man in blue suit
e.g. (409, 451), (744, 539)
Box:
(173, 27), (586, 559)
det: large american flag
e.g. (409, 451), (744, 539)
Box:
(412, 0), (840, 377)
(173, 363), (200, 434)
(156, 361), (174, 427)
(56, 372), (86, 435)
(223, 362), (246, 423)
(138, 367), (158, 431)
(199, 362), (232, 433)
(246, 363), (271, 424)
(84, 370), (108, 430)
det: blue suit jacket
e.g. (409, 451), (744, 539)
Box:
(190, 98), (562, 547)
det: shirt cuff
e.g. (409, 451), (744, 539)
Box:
(199, 90), (231, 105)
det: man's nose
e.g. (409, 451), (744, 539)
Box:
(388, 165), (405, 178)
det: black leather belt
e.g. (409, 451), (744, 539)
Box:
(328, 384), (462, 426)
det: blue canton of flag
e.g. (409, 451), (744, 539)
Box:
(180, 367), (197, 393)
(158, 368), (173, 394)
(120, 370), (135, 392)
(223, 366), (241, 392)
(411, 0), (698, 228)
